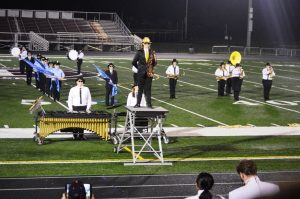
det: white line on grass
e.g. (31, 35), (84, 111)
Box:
(196, 124), (205, 127)
(170, 124), (178, 127)
(3, 125), (9, 128)
(271, 123), (281, 127)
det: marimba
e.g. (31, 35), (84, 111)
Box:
(36, 111), (111, 144)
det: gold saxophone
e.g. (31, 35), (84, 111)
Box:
(146, 50), (156, 78)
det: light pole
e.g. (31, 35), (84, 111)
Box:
(246, 0), (253, 47)
(184, 0), (189, 40)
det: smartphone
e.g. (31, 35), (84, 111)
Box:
(65, 183), (92, 199)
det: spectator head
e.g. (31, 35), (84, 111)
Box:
(196, 172), (214, 199)
(75, 77), (85, 85)
(236, 159), (257, 183)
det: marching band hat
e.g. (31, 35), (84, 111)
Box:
(142, 37), (151, 44)
(107, 63), (115, 68)
(54, 61), (61, 65)
(172, 58), (178, 63)
(75, 77), (85, 83)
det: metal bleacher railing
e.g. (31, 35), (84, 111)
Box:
(212, 45), (300, 57)
(0, 9), (138, 51)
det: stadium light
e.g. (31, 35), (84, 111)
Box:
(246, 0), (253, 47)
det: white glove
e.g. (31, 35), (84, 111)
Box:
(132, 66), (138, 73)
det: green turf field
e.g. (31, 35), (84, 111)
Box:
(0, 54), (300, 177)
(1, 55), (300, 127)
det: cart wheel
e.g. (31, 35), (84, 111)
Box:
(163, 135), (169, 144)
(111, 136), (119, 145)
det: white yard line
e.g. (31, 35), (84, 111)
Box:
(271, 123), (281, 127)
(196, 124), (205, 127)
(170, 124), (178, 127)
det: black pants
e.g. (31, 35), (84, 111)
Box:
(77, 59), (83, 74)
(232, 77), (242, 101)
(105, 85), (114, 106)
(51, 80), (61, 101)
(19, 60), (25, 74)
(169, 78), (177, 98)
(262, 79), (272, 101)
(137, 72), (152, 106)
(226, 78), (232, 95)
(39, 73), (46, 94)
(217, 80), (226, 96)
(35, 72), (40, 89)
(25, 66), (32, 85)
(72, 106), (87, 139)
(45, 78), (51, 96)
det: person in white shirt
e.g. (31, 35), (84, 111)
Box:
(231, 63), (245, 101)
(77, 50), (84, 74)
(186, 172), (225, 199)
(166, 58), (180, 99)
(126, 85), (146, 107)
(19, 47), (27, 74)
(214, 62), (228, 96)
(262, 63), (275, 101)
(229, 159), (279, 199)
(225, 60), (235, 95)
(68, 77), (92, 140)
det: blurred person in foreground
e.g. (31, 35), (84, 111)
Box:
(229, 159), (279, 199)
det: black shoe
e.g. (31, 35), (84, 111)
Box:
(147, 104), (153, 109)
(134, 104), (140, 108)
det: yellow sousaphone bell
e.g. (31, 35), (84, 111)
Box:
(229, 51), (242, 66)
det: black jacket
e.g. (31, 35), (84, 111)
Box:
(105, 70), (118, 87)
(132, 49), (157, 74)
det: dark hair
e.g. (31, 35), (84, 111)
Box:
(266, 62), (271, 66)
(236, 63), (241, 67)
(107, 63), (115, 68)
(69, 180), (86, 199)
(172, 58), (178, 64)
(220, 62), (225, 66)
(75, 77), (85, 83)
(196, 172), (214, 199)
(227, 60), (232, 65)
(236, 159), (257, 176)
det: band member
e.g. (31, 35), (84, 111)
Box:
(51, 61), (65, 102)
(77, 50), (84, 74)
(19, 47), (27, 74)
(45, 62), (54, 97)
(39, 57), (48, 95)
(132, 37), (157, 108)
(262, 63), (275, 101)
(127, 85), (146, 106)
(231, 63), (245, 101)
(225, 60), (234, 95)
(215, 62), (228, 96)
(24, 51), (34, 85)
(105, 63), (118, 106)
(166, 58), (180, 99)
(68, 77), (92, 140)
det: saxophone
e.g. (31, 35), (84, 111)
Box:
(146, 50), (156, 78)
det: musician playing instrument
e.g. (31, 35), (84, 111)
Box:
(262, 63), (275, 101)
(132, 37), (157, 108)
(215, 62), (228, 96)
(68, 77), (92, 140)
(166, 58), (180, 99)
(231, 63), (245, 101)
(225, 60), (234, 95)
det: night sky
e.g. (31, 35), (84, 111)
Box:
(2, 0), (300, 47)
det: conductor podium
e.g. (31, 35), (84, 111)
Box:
(116, 106), (172, 166)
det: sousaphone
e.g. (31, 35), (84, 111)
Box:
(229, 51), (242, 66)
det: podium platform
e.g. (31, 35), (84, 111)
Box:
(116, 106), (172, 166)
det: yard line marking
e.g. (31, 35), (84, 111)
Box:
(196, 124), (205, 127)
(3, 125), (9, 128)
(0, 62), (7, 67)
(163, 84), (168, 87)
(271, 123), (281, 127)
(117, 84), (228, 126)
(118, 124), (124, 128)
(182, 68), (300, 93)
(170, 124), (178, 127)
(247, 124), (256, 127)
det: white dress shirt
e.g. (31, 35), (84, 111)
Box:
(185, 190), (225, 199)
(229, 176), (279, 199)
(262, 67), (275, 80)
(226, 64), (235, 77)
(68, 86), (92, 111)
(166, 65), (180, 77)
(232, 67), (245, 78)
(19, 50), (27, 60)
(215, 68), (229, 80)
(78, 52), (84, 59)
(126, 92), (146, 107)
